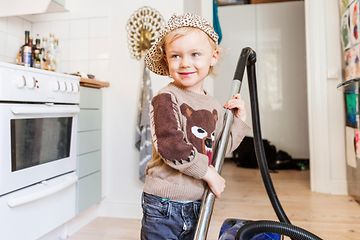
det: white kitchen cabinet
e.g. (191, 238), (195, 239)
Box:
(76, 86), (102, 213)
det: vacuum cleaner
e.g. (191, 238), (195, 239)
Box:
(193, 47), (323, 240)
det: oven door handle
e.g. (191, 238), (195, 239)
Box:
(7, 174), (78, 208)
(11, 105), (80, 115)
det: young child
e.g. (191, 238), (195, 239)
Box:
(141, 13), (250, 240)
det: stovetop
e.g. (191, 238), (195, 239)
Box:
(0, 62), (80, 104)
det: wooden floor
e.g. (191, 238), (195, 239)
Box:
(69, 160), (360, 240)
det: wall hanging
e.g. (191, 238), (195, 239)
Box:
(127, 6), (165, 181)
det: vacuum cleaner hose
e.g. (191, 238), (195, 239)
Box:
(235, 221), (322, 240)
(246, 61), (291, 224)
(235, 48), (323, 240)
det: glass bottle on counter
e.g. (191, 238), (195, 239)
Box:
(47, 34), (58, 71)
(28, 37), (34, 66)
(33, 35), (42, 69)
(22, 31), (32, 67)
(41, 37), (48, 70)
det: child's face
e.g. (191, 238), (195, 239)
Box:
(164, 29), (219, 93)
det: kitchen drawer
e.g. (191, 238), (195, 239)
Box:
(77, 171), (102, 213)
(79, 87), (102, 109)
(78, 109), (102, 131)
(77, 130), (101, 155)
(0, 172), (76, 240)
(77, 150), (101, 178)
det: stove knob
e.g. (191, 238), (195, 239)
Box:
(59, 81), (66, 92)
(66, 82), (73, 92)
(17, 75), (26, 88)
(53, 81), (60, 91)
(26, 77), (36, 89)
(72, 82), (79, 93)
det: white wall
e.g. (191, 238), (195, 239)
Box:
(30, 8), (110, 81)
(325, 0), (346, 194)
(0, 17), (31, 63)
(215, 2), (309, 158)
(305, 0), (346, 194)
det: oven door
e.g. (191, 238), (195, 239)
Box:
(0, 103), (79, 196)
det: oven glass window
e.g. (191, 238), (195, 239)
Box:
(11, 117), (72, 171)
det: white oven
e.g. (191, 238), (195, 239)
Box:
(0, 103), (78, 196)
(0, 62), (80, 240)
(0, 62), (80, 196)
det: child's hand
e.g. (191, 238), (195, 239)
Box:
(202, 165), (225, 198)
(224, 93), (246, 122)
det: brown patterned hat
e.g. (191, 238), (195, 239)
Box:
(144, 13), (219, 76)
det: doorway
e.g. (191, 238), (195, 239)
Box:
(214, 1), (309, 174)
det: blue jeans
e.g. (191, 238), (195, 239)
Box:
(140, 192), (201, 240)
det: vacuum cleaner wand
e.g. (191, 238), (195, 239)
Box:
(194, 47), (256, 240)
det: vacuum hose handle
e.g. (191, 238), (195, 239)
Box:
(233, 47), (256, 81)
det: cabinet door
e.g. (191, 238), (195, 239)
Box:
(80, 87), (102, 109)
(78, 151), (101, 178)
(78, 109), (102, 131)
(77, 171), (102, 213)
(77, 130), (101, 155)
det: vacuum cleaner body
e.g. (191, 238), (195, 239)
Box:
(218, 219), (280, 240)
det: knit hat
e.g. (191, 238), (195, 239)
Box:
(144, 13), (219, 76)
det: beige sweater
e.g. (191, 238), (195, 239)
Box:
(143, 83), (250, 201)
